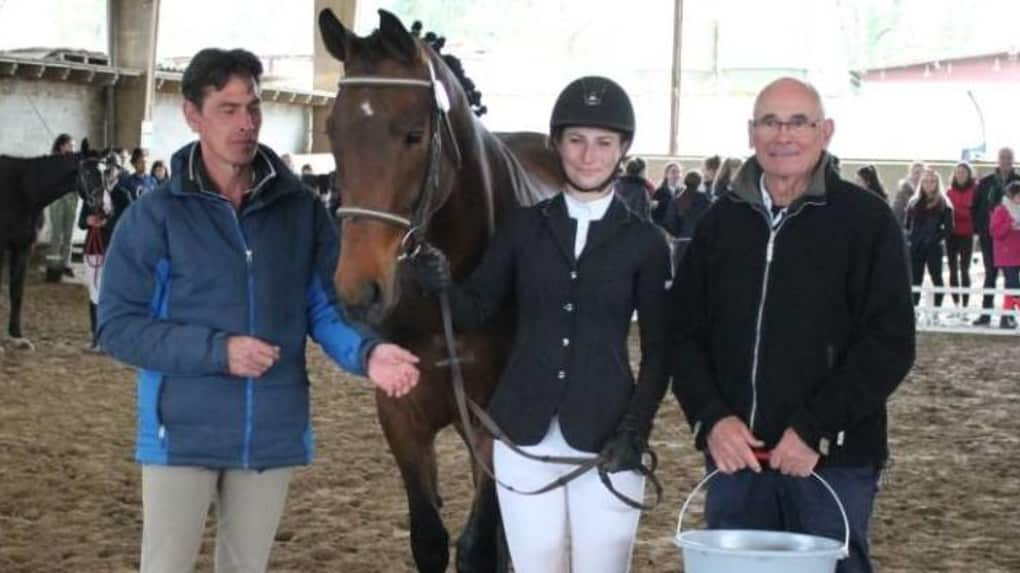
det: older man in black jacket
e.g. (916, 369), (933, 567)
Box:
(669, 77), (915, 573)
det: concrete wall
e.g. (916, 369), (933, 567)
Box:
(0, 79), (106, 156)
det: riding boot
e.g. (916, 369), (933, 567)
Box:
(87, 303), (101, 351)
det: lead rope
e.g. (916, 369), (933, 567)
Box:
(436, 288), (663, 510)
(83, 227), (106, 289)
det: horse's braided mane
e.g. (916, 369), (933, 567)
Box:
(410, 21), (487, 117)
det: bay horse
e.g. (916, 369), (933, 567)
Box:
(319, 9), (563, 572)
(0, 140), (92, 351)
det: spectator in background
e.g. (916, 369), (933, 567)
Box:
(280, 153), (296, 173)
(44, 133), (79, 282)
(702, 154), (721, 195)
(892, 162), (924, 228)
(710, 157), (742, 201)
(945, 162), (977, 313)
(79, 152), (132, 353)
(326, 171), (342, 220)
(652, 162), (682, 226)
(114, 147), (131, 172)
(150, 160), (170, 185)
(854, 165), (888, 200)
(989, 181), (1020, 329)
(615, 155), (654, 220)
(972, 147), (1020, 325)
(829, 154), (842, 176)
(905, 168), (953, 319)
(662, 169), (710, 269)
(118, 147), (159, 200)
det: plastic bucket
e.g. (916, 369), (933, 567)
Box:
(673, 470), (849, 573)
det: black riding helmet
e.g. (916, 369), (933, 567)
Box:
(549, 76), (635, 192)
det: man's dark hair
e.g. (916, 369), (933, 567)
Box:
(703, 154), (721, 172)
(181, 48), (263, 109)
(130, 147), (147, 165)
(624, 156), (646, 176)
(51, 133), (73, 154)
(684, 170), (703, 192)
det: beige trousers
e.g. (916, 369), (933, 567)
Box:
(140, 465), (293, 573)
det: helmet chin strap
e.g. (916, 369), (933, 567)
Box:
(565, 170), (619, 193)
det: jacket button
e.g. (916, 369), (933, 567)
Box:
(570, 271), (578, 280)
(557, 370), (566, 379)
(563, 303), (574, 312)
(562, 338), (570, 347)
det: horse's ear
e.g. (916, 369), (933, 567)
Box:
(378, 9), (417, 62)
(318, 8), (351, 62)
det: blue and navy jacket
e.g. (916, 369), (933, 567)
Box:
(98, 141), (377, 469)
(118, 172), (159, 199)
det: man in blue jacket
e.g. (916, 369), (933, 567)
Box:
(98, 47), (420, 573)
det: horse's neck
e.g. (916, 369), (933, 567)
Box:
(429, 118), (561, 272)
(27, 155), (77, 211)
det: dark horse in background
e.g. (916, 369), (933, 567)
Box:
(0, 141), (92, 352)
(320, 9), (564, 572)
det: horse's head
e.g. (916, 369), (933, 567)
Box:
(75, 144), (121, 214)
(318, 8), (473, 326)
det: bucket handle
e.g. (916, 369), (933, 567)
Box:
(676, 465), (850, 558)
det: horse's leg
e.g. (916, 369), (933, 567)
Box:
(454, 430), (510, 573)
(377, 394), (450, 573)
(0, 247), (5, 354)
(7, 245), (33, 349)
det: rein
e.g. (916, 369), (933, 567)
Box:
(331, 55), (661, 509)
(438, 289), (663, 510)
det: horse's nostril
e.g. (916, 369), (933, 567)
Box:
(359, 282), (382, 306)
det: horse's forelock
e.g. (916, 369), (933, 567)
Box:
(355, 30), (419, 66)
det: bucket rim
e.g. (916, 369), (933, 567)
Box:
(673, 529), (846, 559)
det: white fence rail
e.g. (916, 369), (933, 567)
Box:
(912, 285), (1020, 336)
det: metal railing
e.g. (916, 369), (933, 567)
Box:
(912, 285), (1020, 335)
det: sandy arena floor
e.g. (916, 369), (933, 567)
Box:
(1, 271), (1018, 572)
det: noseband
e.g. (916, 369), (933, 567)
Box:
(76, 157), (117, 213)
(333, 58), (462, 260)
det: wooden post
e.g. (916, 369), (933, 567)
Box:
(669, 0), (684, 156)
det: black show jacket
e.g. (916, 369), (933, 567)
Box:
(447, 193), (671, 452)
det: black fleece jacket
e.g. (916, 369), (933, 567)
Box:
(669, 153), (915, 467)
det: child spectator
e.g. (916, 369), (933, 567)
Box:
(989, 181), (1020, 329)
(905, 168), (953, 321)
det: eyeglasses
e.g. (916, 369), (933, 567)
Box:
(751, 116), (822, 136)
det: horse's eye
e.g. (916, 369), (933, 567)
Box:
(405, 130), (424, 146)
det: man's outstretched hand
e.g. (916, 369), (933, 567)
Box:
(367, 343), (421, 398)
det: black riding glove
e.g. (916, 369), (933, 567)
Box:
(412, 244), (453, 293)
(599, 426), (647, 474)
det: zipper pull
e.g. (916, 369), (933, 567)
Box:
(245, 249), (253, 264)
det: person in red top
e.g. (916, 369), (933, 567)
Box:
(945, 162), (977, 311)
(989, 181), (1020, 329)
